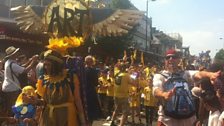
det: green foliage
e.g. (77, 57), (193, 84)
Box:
(214, 49), (224, 62)
(110, 0), (132, 9)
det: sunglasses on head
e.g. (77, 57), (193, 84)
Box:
(165, 55), (178, 60)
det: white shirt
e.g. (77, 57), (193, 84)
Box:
(208, 110), (221, 126)
(153, 70), (198, 126)
(2, 59), (25, 92)
(218, 111), (224, 126)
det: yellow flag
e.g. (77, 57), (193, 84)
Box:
(133, 49), (137, 60)
(123, 50), (127, 61)
(141, 52), (144, 66)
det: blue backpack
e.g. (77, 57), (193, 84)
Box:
(161, 72), (196, 119)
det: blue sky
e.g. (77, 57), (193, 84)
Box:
(130, 0), (224, 58)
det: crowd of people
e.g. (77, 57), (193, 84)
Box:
(0, 46), (224, 126)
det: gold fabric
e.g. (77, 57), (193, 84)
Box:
(36, 70), (78, 126)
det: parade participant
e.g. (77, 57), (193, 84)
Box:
(35, 52), (44, 79)
(36, 50), (86, 126)
(97, 69), (108, 118)
(84, 55), (102, 125)
(110, 62), (134, 126)
(143, 78), (158, 126)
(128, 83), (141, 124)
(2, 46), (38, 116)
(105, 68), (115, 121)
(12, 86), (39, 126)
(153, 49), (220, 126)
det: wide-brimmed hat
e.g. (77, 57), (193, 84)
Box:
(5, 46), (20, 58)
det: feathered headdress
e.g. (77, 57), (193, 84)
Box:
(46, 36), (84, 56)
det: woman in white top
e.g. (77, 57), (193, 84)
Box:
(201, 91), (222, 126)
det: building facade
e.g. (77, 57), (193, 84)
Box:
(0, 1), (50, 58)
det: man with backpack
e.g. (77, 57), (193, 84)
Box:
(2, 46), (38, 117)
(153, 49), (220, 126)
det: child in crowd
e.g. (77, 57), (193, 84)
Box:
(12, 86), (39, 126)
(129, 84), (141, 124)
(143, 78), (157, 126)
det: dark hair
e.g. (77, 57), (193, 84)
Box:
(199, 77), (215, 92)
(45, 59), (64, 76)
(44, 50), (64, 76)
(201, 91), (222, 110)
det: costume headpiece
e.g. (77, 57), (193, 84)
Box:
(15, 86), (37, 107)
(44, 50), (64, 64)
(46, 36), (84, 56)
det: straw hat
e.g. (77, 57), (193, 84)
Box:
(5, 46), (20, 58)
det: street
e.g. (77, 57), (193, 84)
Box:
(93, 114), (157, 126)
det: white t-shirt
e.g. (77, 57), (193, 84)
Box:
(218, 111), (224, 126)
(153, 70), (198, 126)
(208, 110), (221, 126)
(2, 59), (25, 92)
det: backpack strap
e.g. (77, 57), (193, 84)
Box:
(9, 62), (18, 81)
(160, 72), (169, 79)
(8, 62), (22, 90)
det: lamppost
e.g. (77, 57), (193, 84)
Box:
(220, 37), (224, 49)
(145, 0), (156, 51)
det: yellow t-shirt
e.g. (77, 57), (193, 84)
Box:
(129, 86), (140, 107)
(143, 86), (158, 107)
(106, 77), (114, 97)
(138, 79), (148, 93)
(114, 72), (130, 98)
(97, 77), (107, 94)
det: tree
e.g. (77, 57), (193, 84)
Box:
(214, 49), (224, 64)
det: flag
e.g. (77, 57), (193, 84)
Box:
(141, 52), (144, 66)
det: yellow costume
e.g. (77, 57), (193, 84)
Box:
(114, 72), (130, 98)
(143, 86), (157, 107)
(106, 77), (114, 97)
(138, 78), (148, 93)
(98, 77), (108, 94)
(36, 70), (79, 126)
(129, 86), (140, 107)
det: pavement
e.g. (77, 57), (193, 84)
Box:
(93, 114), (157, 126)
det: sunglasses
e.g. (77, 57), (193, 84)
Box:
(165, 55), (178, 60)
